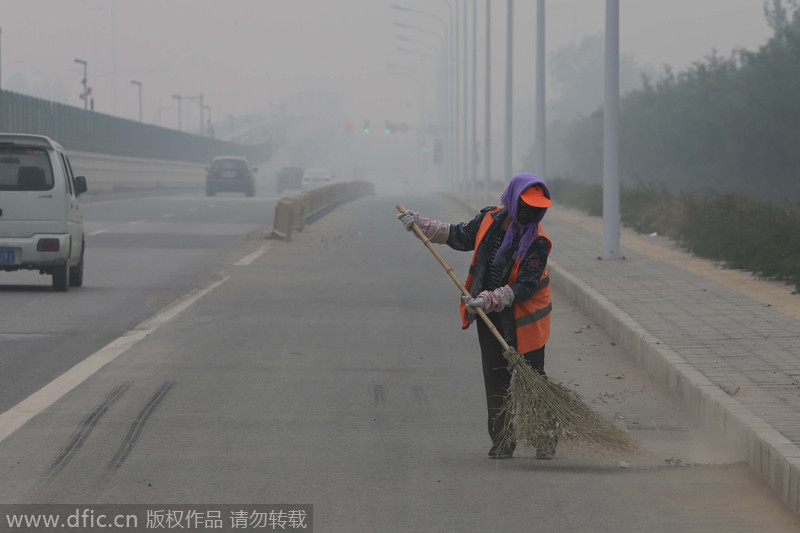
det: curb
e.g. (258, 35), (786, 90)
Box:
(451, 195), (800, 514)
(549, 261), (800, 514)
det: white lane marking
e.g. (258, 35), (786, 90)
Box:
(87, 229), (108, 236)
(162, 213), (174, 218)
(187, 208), (197, 212)
(129, 220), (146, 225)
(234, 244), (271, 266)
(0, 276), (230, 445)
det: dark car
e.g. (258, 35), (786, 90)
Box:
(206, 156), (256, 196)
(276, 166), (303, 194)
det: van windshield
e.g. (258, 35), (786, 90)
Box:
(0, 147), (55, 191)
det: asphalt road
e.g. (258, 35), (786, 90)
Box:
(1, 194), (799, 532)
(0, 185), (280, 414)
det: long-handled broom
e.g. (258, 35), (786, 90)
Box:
(397, 204), (640, 456)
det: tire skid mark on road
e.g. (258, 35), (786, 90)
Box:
(412, 385), (427, 405)
(0, 276), (229, 446)
(370, 384), (386, 404)
(106, 381), (175, 472)
(42, 381), (132, 480)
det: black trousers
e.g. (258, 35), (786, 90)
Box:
(475, 309), (546, 446)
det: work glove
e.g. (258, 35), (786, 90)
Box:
(397, 210), (450, 244)
(462, 286), (515, 314)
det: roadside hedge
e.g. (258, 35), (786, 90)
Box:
(548, 178), (800, 293)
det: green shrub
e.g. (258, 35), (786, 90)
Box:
(549, 177), (800, 292)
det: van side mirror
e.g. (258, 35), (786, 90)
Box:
(252, 167), (258, 173)
(74, 176), (88, 195)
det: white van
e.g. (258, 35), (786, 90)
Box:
(0, 134), (88, 291)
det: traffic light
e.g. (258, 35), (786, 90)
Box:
(346, 119), (352, 134)
(363, 120), (370, 134)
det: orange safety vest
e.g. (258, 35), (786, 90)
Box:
(459, 207), (552, 353)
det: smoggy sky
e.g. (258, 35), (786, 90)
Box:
(0, 0), (774, 131)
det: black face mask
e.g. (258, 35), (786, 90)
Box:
(517, 201), (541, 225)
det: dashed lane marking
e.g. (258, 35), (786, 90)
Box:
(234, 244), (271, 266)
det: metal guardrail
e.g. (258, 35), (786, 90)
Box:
(269, 182), (375, 240)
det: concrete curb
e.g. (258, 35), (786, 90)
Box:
(549, 261), (800, 513)
(450, 195), (800, 514)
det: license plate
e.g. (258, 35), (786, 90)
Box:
(222, 171), (237, 179)
(0, 249), (15, 264)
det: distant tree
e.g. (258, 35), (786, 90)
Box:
(535, 1), (800, 204)
(547, 33), (655, 122)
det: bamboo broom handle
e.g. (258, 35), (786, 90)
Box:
(396, 203), (513, 353)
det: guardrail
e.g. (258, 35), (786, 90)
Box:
(269, 181), (375, 240)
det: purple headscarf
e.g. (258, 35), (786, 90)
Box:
(494, 173), (550, 264)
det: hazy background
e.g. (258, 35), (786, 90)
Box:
(0, 0), (777, 184)
(0, 1), (771, 122)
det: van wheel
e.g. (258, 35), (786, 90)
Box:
(69, 242), (84, 287)
(52, 262), (70, 291)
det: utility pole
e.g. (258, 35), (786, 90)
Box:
(504, 0), (513, 182)
(203, 104), (212, 137)
(74, 59), (88, 110)
(0, 27), (3, 90)
(603, 0), (621, 259)
(182, 94), (204, 135)
(172, 93), (182, 131)
(228, 115), (236, 141)
(535, 0), (546, 177)
(484, 0), (491, 199)
(131, 80), (142, 122)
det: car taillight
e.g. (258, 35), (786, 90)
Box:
(37, 238), (60, 252)
(244, 172), (252, 179)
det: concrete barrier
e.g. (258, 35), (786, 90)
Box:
(269, 181), (374, 240)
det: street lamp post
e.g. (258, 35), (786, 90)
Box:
(74, 58), (88, 110)
(228, 115), (236, 141)
(182, 94), (204, 135)
(471, 0), (477, 195)
(203, 104), (212, 137)
(535, 0), (546, 177)
(392, 4), (454, 190)
(504, 0), (513, 183)
(603, 0), (622, 259)
(130, 80), (142, 122)
(172, 93), (182, 131)
(484, 0), (492, 199)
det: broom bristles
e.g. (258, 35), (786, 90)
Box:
(499, 347), (641, 456)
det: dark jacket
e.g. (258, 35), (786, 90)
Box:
(447, 206), (550, 345)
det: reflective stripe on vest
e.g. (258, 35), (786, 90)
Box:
(509, 225), (552, 353)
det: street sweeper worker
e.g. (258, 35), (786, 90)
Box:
(397, 173), (555, 460)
